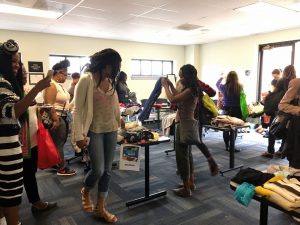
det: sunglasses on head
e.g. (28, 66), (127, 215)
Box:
(1, 39), (19, 55)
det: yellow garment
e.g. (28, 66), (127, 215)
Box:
(202, 94), (218, 117)
(255, 176), (300, 210)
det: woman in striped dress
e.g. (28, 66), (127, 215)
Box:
(0, 39), (50, 225)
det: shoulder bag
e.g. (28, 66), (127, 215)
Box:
(269, 111), (291, 140)
(178, 100), (201, 145)
(240, 90), (249, 120)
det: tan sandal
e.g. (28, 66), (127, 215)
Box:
(81, 187), (94, 212)
(95, 208), (118, 223)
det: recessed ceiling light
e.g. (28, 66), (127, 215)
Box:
(0, 4), (62, 19)
(175, 23), (202, 31)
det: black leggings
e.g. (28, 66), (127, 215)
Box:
(23, 146), (40, 204)
(222, 106), (242, 149)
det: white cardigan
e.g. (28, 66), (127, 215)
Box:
(72, 72), (94, 142)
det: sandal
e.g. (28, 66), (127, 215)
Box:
(177, 183), (196, 191)
(95, 208), (118, 223)
(81, 187), (94, 212)
(173, 187), (192, 198)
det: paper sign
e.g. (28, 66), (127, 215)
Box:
(119, 144), (141, 171)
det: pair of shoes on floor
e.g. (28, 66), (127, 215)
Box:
(173, 187), (192, 197)
(57, 167), (76, 176)
(31, 202), (57, 214)
(177, 183), (196, 191)
(225, 148), (241, 153)
(261, 151), (274, 158)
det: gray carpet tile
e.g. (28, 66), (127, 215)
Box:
(18, 126), (298, 225)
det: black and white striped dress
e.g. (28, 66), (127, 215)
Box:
(0, 75), (23, 207)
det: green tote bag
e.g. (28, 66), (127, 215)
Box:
(240, 90), (249, 120)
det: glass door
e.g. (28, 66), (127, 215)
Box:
(257, 41), (295, 101)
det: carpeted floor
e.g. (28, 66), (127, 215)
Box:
(19, 125), (298, 225)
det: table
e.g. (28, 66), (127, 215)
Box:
(203, 125), (249, 175)
(230, 181), (300, 225)
(125, 136), (170, 207)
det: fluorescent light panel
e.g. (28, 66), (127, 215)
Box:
(235, 2), (296, 14)
(0, 4), (62, 19)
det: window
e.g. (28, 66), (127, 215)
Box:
(49, 54), (89, 75)
(131, 59), (173, 79)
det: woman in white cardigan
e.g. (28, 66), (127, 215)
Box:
(73, 49), (121, 224)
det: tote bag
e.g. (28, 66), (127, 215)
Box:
(179, 119), (201, 145)
(37, 120), (61, 169)
(240, 90), (249, 120)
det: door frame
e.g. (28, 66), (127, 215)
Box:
(257, 39), (299, 102)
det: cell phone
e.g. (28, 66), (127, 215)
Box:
(46, 69), (53, 79)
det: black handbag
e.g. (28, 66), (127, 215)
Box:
(269, 111), (291, 139)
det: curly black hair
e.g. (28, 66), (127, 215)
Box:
(87, 48), (122, 89)
(52, 59), (70, 73)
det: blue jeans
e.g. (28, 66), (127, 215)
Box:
(84, 130), (117, 198)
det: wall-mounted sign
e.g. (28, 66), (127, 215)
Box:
(28, 61), (43, 73)
(29, 73), (44, 85)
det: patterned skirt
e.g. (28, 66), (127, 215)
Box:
(0, 135), (23, 207)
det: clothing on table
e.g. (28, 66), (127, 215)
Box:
(0, 75), (23, 207)
(161, 113), (176, 136)
(138, 77), (163, 122)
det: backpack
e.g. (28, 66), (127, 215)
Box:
(263, 91), (284, 116)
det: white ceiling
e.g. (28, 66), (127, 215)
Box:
(1, 0), (300, 45)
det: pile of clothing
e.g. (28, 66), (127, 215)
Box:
(211, 115), (246, 127)
(231, 166), (300, 212)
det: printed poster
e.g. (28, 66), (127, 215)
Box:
(119, 144), (141, 171)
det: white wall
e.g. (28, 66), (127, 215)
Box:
(3, 27), (300, 104)
(199, 27), (300, 102)
(0, 29), (185, 101)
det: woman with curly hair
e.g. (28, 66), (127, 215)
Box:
(73, 48), (122, 223)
